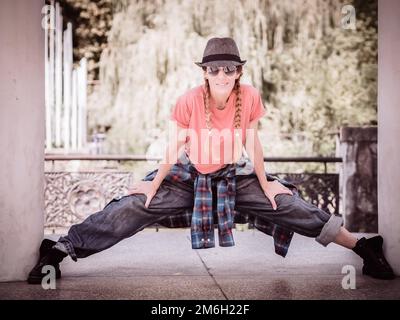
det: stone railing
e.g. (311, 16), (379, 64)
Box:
(45, 171), (133, 230)
(44, 155), (342, 233)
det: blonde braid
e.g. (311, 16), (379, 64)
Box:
(204, 79), (212, 132)
(232, 77), (243, 162)
(233, 78), (242, 129)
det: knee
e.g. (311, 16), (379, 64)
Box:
(293, 201), (344, 245)
(286, 197), (333, 238)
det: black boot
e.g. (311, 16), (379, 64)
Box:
(27, 239), (67, 284)
(352, 236), (396, 280)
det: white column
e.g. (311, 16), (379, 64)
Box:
(378, 0), (400, 275)
(63, 22), (73, 152)
(48, 0), (55, 149)
(54, 2), (63, 147)
(44, 3), (52, 150)
(0, 0), (45, 281)
(71, 69), (78, 150)
(77, 58), (87, 150)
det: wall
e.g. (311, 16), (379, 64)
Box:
(0, 0), (45, 281)
(378, 0), (400, 275)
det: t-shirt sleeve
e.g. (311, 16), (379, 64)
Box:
(170, 94), (192, 128)
(249, 89), (267, 123)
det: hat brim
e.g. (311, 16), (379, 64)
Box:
(195, 60), (246, 68)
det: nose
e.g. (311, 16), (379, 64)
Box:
(216, 68), (227, 79)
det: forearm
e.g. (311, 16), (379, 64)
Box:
(253, 137), (269, 186)
(151, 163), (173, 189)
(246, 131), (269, 187)
(151, 142), (185, 189)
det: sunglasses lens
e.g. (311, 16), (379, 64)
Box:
(207, 66), (219, 76)
(207, 65), (237, 76)
(224, 65), (237, 76)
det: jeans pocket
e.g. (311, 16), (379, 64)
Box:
(275, 193), (296, 208)
(103, 195), (128, 209)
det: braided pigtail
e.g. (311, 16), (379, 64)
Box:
(233, 78), (242, 129)
(204, 79), (212, 132)
(232, 69), (243, 162)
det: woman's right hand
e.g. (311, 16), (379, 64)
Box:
(127, 181), (158, 208)
(261, 180), (293, 211)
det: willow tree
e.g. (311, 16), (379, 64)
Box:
(87, 0), (377, 169)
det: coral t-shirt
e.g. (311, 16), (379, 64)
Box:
(170, 84), (266, 174)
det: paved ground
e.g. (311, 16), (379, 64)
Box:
(0, 229), (399, 300)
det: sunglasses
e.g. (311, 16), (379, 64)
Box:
(205, 65), (238, 77)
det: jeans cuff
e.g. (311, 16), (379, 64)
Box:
(315, 214), (344, 247)
(56, 238), (78, 262)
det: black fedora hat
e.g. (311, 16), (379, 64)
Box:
(195, 37), (247, 68)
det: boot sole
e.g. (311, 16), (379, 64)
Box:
(27, 270), (61, 285)
(363, 265), (396, 280)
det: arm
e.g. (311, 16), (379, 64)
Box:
(129, 123), (187, 207)
(151, 124), (187, 190)
(245, 120), (269, 187)
(245, 120), (292, 210)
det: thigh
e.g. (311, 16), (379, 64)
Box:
(69, 179), (194, 241)
(102, 178), (194, 223)
(61, 179), (195, 258)
(235, 174), (297, 211)
(235, 175), (331, 237)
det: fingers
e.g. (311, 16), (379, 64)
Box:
(144, 192), (155, 208)
(128, 183), (145, 194)
(127, 186), (139, 195)
(275, 189), (293, 198)
(270, 197), (277, 210)
(265, 192), (277, 211)
(286, 189), (293, 196)
(275, 181), (293, 196)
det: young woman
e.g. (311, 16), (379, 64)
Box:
(28, 37), (395, 284)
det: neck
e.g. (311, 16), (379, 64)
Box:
(210, 91), (231, 109)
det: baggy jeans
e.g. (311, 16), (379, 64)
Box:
(56, 172), (344, 260)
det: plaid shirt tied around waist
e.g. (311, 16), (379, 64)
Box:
(142, 152), (295, 257)
(191, 163), (237, 249)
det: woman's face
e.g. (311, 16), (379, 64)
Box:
(204, 65), (241, 95)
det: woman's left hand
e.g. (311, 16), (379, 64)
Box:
(261, 180), (293, 211)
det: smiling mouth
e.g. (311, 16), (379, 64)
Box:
(216, 83), (229, 86)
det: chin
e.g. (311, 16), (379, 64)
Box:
(213, 84), (234, 92)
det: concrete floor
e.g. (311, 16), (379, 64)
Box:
(0, 229), (399, 300)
